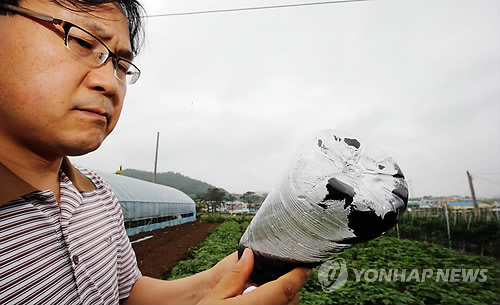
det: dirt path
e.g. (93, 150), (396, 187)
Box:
(130, 221), (219, 279)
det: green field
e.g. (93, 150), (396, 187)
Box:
(386, 213), (500, 258)
(168, 221), (500, 304)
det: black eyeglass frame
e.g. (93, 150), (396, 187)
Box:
(0, 3), (141, 84)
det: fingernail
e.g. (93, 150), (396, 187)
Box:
(241, 248), (251, 262)
(306, 269), (312, 279)
(243, 285), (257, 294)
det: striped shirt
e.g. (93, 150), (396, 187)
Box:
(0, 158), (141, 304)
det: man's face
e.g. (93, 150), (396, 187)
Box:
(0, 0), (132, 158)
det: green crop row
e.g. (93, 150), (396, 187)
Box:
(168, 221), (500, 304)
(301, 237), (500, 305)
(199, 214), (254, 224)
(385, 215), (500, 258)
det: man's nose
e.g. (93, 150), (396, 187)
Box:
(85, 58), (121, 96)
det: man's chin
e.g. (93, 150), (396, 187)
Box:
(65, 141), (104, 157)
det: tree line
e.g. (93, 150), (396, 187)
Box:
(121, 168), (221, 197)
(119, 168), (267, 214)
(194, 188), (266, 215)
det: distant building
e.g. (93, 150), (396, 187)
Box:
(98, 172), (196, 236)
(447, 201), (491, 210)
(419, 203), (433, 209)
(410, 196), (471, 209)
(232, 208), (250, 214)
(223, 201), (249, 214)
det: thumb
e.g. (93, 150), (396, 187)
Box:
(210, 248), (254, 299)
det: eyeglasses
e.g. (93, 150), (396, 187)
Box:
(0, 4), (141, 84)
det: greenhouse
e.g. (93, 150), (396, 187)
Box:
(97, 172), (196, 236)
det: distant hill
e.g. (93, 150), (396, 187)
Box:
(121, 169), (218, 198)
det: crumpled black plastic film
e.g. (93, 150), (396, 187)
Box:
(238, 129), (409, 285)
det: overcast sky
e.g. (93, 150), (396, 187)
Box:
(72, 0), (500, 199)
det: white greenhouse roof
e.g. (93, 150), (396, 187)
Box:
(96, 171), (195, 204)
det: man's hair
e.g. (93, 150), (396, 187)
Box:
(0, 0), (145, 56)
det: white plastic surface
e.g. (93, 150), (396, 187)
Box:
(239, 129), (408, 263)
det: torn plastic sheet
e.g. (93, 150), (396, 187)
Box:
(238, 129), (408, 285)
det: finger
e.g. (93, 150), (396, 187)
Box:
(238, 267), (310, 305)
(209, 248), (254, 299)
(211, 251), (239, 282)
(243, 282), (255, 291)
(217, 251), (239, 267)
(286, 293), (300, 305)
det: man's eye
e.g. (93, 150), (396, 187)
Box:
(117, 63), (128, 74)
(72, 36), (93, 50)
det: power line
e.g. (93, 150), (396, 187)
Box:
(473, 173), (500, 176)
(473, 175), (500, 187)
(142, 0), (369, 18)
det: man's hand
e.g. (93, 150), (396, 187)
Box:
(123, 249), (311, 305)
(199, 248), (311, 305)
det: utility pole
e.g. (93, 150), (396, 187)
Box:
(467, 171), (479, 217)
(153, 132), (159, 183)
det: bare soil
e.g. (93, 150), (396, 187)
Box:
(130, 221), (219, 279)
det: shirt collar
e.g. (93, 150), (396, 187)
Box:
(0, 157), (96, 206)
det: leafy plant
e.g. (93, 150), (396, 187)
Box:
(301, 237), (500, 305)
(386, 214), (500, 258)
(167, 221), (500, 304)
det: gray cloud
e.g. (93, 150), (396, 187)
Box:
(72, 0), (500, 198)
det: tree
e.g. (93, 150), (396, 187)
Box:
(195, 203), (204, 216)
(240, 191), (256, 203)
(241, 191), (262, 212)
(224, 193), (237, 213)
(202, 188), (226, 215)
(225, 193), (236, 202)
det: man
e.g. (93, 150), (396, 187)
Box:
(0, 0), (311, 304)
